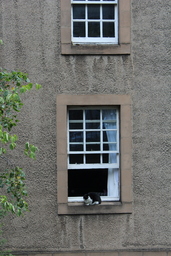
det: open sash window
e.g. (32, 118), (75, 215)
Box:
(68, 107), (120, 202)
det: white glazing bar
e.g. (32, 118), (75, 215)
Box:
(100, 5), (102, 38)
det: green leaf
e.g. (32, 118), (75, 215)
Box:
(0, 97), (5, 104)
(25, 142), (29, 150)
(9, 143), (16, 150)
(35, 83), (42, 89)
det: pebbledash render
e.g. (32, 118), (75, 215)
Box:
(0, 0), (171, 256)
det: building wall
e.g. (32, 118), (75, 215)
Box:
(0, 0), (171, 255)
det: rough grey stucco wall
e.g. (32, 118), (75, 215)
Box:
(0, 0), (171, 252)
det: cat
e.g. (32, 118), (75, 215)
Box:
(83, 192), (101, 205)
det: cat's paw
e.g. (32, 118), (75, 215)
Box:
(92, 201), (100, 205)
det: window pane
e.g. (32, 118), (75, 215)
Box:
(103, 131), (108, 142)
(88, 5), (100, 19)
(86, 154), (100, 163)
(86, 122), (100, 129)
(103, 22), (115, 37)
(69, 110), (83, 120)
(70, 144), (83, 151)
(70, 132), (83, 142)
(69, 122), (83, 129)
(85, 109), (100, 120)
(103, 154), (109, 163)
(68, 169), (108, 197)
(103, 143), (109, 151)
(86, 131), (100, 142)
(103, 131), (117, 142)
(88, 22), (100, 37)
(86, 143), (100, 151)
(102, 109), (116, 120)
(69, 154), (83, 164)
(103, 121), (116, 129)
(73, 5), (85, 19)
(103, 5), (114, 19)
(73, 22), (85, 37)
(109, 153), (117, 163)
(103, 143), (117, 151)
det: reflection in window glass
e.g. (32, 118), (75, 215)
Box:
(70, 132), (83, 142)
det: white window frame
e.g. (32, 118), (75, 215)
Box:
(67, 106), (120, 203)
(71, 0), (118, 44)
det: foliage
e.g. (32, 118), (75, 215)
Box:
(0, 39), (41, 255)
(0, 69), (41, 217)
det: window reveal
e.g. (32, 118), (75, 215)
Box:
(68, 107), (120, 202)
(71, 0), (118, 44)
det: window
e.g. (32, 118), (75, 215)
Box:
(71, 0), (118, 44)
(68, 107), (120, 202)
(57, 94), (132, 215)
(61, 0), (131, 54)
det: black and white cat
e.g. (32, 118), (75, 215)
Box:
(83, 192), (101, 205)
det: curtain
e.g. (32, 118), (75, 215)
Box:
(103, 110), (119, 197)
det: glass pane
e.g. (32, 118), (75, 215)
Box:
(70, 132), (83, 142)
(103, 22), (115, 37)
(69, 154), (83, 164)
(69, 123), (83, 129)
(70, 144), (83, 151)
(102, 109), (116, 120)
(69, 110), (83, 120)
(86, 122), (100, 129)
(103, 143), (109, 151)
(109, 153), (117, 163)
(103, 5), (114, 19)
(73, 22), (85, 37)
(103, 143), (117, 151)
(103, 130), (117, 142)
(85, 109), (100, 120)
(86, 131), (100, 142)
(88, 22), (100, 37)
(86, 143), (100, 151)
(103, 154), (108, 163)
(73, 5), (85, 19)
(86, 154), (100, 163)
(88, 5), (100, 19)
(103, 131), (108, 142)
(103, 121), (116, 129)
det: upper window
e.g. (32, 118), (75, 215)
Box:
(68, 107), (120, 202)
(71, 0), (118, 44)
(61, 0), (131, 54)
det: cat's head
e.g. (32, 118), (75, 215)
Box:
(83, 194), (88, 200)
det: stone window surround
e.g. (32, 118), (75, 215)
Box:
(56, 94), (132, 215)
(60, 0), (131, 55)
